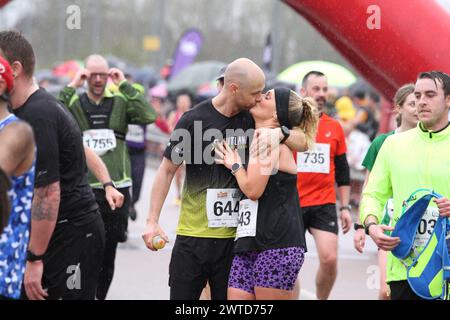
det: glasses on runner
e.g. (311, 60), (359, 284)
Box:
(89, 73), (109, 80)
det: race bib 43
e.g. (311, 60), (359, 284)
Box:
(236, 199), (258, 240)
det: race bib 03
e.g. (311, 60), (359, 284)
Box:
(414, 207), (439, 248)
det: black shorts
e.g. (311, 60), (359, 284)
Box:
(302, 203), (338, 235)
(169, 235), (234, 300)
(22, 212), (105, 300)
(389, 280), (423, 300)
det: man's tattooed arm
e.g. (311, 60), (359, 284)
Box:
(32, 182), (60, 221)
(28, 181), (60, 255)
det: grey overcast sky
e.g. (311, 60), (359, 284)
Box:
(1, 0), (450, 29)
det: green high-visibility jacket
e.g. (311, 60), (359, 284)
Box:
(360, 122), (450, 283)
(59, 81), (156, 188)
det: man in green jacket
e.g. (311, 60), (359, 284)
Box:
(59, 55), (156, 299)
(360, 71), (450, 300)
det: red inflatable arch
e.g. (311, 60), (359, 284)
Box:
(0, 0), (10, 8)
(283, 0), (450, 131)
(283, 0), (450, 98)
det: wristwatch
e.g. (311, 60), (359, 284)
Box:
(280, 126), (290, 144)
(26, 250), (44, 262)
(231, 163), (243, 175)
(339, 205), (352, 212)
(365, 222), (378, 235)
(354, 223), (364, 231)
(103, 181), (116, 190)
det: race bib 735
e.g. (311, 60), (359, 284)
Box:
(297, 143), (330, 174)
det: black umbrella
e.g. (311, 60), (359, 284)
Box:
(167, 61), (226, 94)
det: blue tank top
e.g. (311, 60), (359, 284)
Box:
(0, 114), (35, 299)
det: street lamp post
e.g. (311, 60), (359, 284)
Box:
(92, 0), (101, 54)
(270, 0), (282, 75)
(57, 0), (65, 62)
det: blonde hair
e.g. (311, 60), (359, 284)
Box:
(393, 83), (415, 127)
(393, 83), (415, 107)
(287, 91), (319, 150)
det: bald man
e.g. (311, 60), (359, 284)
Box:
(59, 54), (156, 299)
(142, 58), (310, 300)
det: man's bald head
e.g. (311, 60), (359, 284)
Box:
(85, 54), (109, 99)
(85, 54), (109, 71)
(222, 58), (265, 110)
(224, 58), (265, 89)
